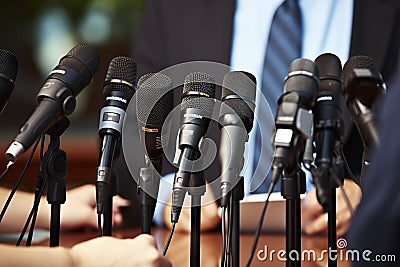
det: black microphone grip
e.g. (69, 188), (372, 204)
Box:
(7, 97), (65, 161)
(96, 134), (118, 214)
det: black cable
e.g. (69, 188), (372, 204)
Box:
(246, 179), (277, 267)
(0, 138), (41, 223)
(26, 135), (46, 246)
(97, 213), (103, 236)
(16, 175), (48, 246)
(0, 161), (13, 183)
(332, 174), (355, 217)
(339, 145), (359, 184)
(226, 199), (234, 267)
(163, 222), (176, 256)
(221, 207), (227, 267)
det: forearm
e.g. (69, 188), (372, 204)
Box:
(0, 244), (73, 267)
(0, 187), (50, 234)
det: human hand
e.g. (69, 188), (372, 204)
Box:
(301, 179), (362, 236)
(162, 184), (221, 233)
(70, 234), (171, 267)
(58, 184), (129, 231)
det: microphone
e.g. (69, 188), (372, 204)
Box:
(136, 72), (173, 233)
(171, 72), (215, 223)
(0, 49), (18, 115)
(96, 56), (136, 215)
(219, 71), (256, 207)
(312, 53), (343, 211)
(342, 55), (385, 178)
(5, 44), (100, 163)
(136, 72), (173, 173)
(270, 58), (319, 186)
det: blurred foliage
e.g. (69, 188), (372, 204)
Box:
(0, 0), (145, 131)
(0, 0), (144, 47)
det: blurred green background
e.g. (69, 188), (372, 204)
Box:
(0, 0), (144, 139)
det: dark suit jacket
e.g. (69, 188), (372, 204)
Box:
(347, 77), (400, 266)
(117, 0), (400, 224)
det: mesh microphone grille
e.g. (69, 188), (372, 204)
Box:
(58, 44), (100, 95)
(315, 53), (341, 82)
(0, 49), (18, 82)
(221, 71), (255, 122)
(284, 58), (319, 108)
(288, 58), (319, 77)
(104, 56), (137, 94)
(136, 72), (173, 127)
(181, 72), (215, 114)
(342, 55), (376, 89)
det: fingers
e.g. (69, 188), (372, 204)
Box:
(113, 195), (130, 208)
(303, 212), (328, 235)
(134, 235), (172, 267)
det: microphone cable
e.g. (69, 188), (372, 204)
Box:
(163, 222), (176, 256)
(26, 135), (46, 246)
(16, 172), (47, 246)
(0, 161), (13, 182)
(0, 137), (41, 223)
(225, 199), (234, 267)
(246, 177), (279, 267)
(221, 206), (227, 267)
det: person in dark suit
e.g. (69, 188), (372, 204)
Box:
(120, 0), (400, 234)
(347, 74), (400, 266)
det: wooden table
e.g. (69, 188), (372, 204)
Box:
(47, 227), (352, 267)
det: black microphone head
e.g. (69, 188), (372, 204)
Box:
(181, 72), (215, 116)
(221, 71), (256, 132)
(55, 43), (100, 96)
(342, 55), (382, 107)
(314, 53), (343, 130)
(136, 72), (173, 127)
(283, 58), (319, 109)
(315, 53), (342, 85)
(0, 49), (18, 114)
(0, 49), (18, 83)
(104, 56), (137, 95)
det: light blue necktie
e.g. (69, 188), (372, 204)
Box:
(252, 0), (302, 193)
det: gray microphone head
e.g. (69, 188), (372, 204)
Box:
(136, 72), (173, 128)
(221, 71), (256, 132)
(181, 72), (216, 116)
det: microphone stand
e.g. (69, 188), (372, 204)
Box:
(138, 157), (160, 234)
(282, 168), (306, 267)
(45, 120), (69, 247)
(328, 141), (344, 267)
(187, 171), (205, 267)
(102, 170), (117, 236)
(230, 177), (244, 267)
